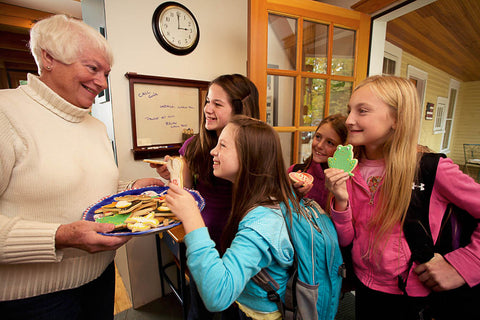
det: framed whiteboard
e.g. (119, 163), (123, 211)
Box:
(125, 73), (209, 159)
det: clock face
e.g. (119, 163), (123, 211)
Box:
(152, 2), (199, 55)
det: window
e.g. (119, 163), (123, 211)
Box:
(440, 79), (460, 152)
(248, 0), (370, 164)
(382, 56), (396, 75)
(433, 96), (448, 134)
(407, 65), (428, 142)
(383, 42), (402, 76)
(407, 65), (427, 109)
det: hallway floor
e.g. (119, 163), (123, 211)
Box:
(114, 289), (355, 320)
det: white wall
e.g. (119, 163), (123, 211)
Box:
(104, 0), (248, 181)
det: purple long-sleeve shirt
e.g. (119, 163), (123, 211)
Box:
(287, 161), (328, 210)
(180, 137), (232, 248)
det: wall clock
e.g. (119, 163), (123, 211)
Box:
(152, 2), (199, 55)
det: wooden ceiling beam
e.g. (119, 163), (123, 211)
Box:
(0, 3), (52, 30)
(4, 61), (37, 72)
(0, 31), (30, 51)
(0, 48), (35, 64)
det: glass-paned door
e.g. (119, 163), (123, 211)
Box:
(249, 0), (370, 164)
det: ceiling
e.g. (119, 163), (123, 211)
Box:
(0, 0), (479, 85)
(342, 0), (480, 82)
(382, 0), (480, 82)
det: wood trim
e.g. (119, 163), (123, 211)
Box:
(248, 0), (268, 121)
(124, 72), (209, 160)
(351, 0), (402, 15)
(355, 12), (371, 86)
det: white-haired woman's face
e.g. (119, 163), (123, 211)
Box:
(46, 42), (110, 109)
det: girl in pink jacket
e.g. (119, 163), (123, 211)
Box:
(325, 75), (480, 320)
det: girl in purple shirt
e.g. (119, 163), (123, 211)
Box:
(150, 74), (260, 320)
(287, 114), (347, 209)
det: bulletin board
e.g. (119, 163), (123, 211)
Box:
(125, 73), (209, 159)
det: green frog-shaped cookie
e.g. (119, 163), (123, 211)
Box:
(328, 144), (358, 176)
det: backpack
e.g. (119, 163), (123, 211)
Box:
(252, 198), (343, 320)
(401, 153), (480, 319)
(290, 163), (355, 295)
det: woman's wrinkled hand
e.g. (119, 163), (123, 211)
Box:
(55, 220), (131, 253)
(132, 177), (165, 189)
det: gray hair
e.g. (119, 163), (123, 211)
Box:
(29, 14), (113, 74)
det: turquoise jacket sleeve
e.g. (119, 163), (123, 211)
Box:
(184, 206), (294, 312)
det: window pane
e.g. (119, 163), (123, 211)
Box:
(382, 57), (396, 75)
(442, 119), (452, 150)
(329, 80), (352, 115)
(302, 20), (328, 74)
(298, 131), (314, 163)
(278, 132), (294, 167)
(267, 75), (295, 126)
(301, 77), (326, 127)
(268, 14), (297, 71)
(332, 27), (355, 76)
(447, 89), (456, 118)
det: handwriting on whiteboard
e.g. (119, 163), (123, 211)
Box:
(134, 84), (200, 146)
(138, 96), (196, 129)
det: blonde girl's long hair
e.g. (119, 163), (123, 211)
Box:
(354, 75), (420, 251)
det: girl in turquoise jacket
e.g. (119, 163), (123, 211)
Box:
(166, 116), (300, 319)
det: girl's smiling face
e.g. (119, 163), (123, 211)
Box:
(311, 123), (342, 164)
(210, 123), (239, 182)
(204, 83), (234, 135)
(346, 85), (397, 159)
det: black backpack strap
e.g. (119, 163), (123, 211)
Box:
(252, 269), (285, 316)
(400, 153), (446, 294)
(252, 202), (299, 319)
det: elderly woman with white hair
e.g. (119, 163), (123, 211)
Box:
(0, 14), (162, 319)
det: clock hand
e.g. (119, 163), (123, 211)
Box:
(176, 12), (190, 31)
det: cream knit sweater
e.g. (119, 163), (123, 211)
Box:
(0, 74), (120, 301)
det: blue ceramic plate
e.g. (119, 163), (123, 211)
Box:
(83, 186), (204, 236)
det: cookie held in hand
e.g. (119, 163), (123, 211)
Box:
(167, 156), (184, 188)
(328, 144), (358, 176)
(289, 171), (314, 186)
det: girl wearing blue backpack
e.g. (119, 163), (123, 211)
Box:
(166, 116), (297, 319)
(166, 116), (343, 320)
(325, 75), (480, 320)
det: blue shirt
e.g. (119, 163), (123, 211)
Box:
(184, 205), (294, 312)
